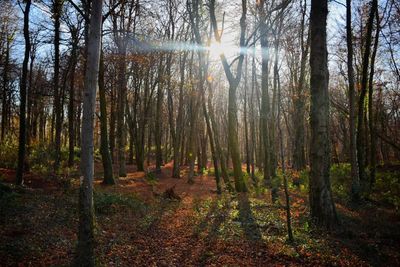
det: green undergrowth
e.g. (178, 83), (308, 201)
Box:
(94, 191), (148, 215)
(94, 190), (180, 232)
(374, 169), (400, 210)
(191, 192), (336, 261)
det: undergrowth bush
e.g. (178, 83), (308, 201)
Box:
(29, 142), (54, 173)
(0, 137), (18, 169)
(94, 191), (148, 215)
(330, 163), (351, 200)
(374, 170), (400, 210)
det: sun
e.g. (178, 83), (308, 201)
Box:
(208, 40), (237, 60)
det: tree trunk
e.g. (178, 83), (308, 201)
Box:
(208, 93), (233, 191)
(53, 0), (63, 172)
(109, 87), (116, 162)
(278, 58), (293, 242)
(75, 0), (103, 265)
(368, 7), (379, 190)
(243, 58), (250, 174)
(116, 47), (127, 177)
(346, 0), (360, 201)
(1, 37), (10, 141)
(68, 38), (78, 167)
(258, 0), (272, 190)
(99, 52), (115, 185)
(16, 0), (31, 186)
(309, 0), (338, 229)
(209, 0), (247, 192)
(187, 91), (198, 184)
(293, 1), (309, 171)
(155, 62), (164, 173)
(356, 0), (378, 195)
(172, 52), (187, 178)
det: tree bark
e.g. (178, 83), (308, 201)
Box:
(346, 0), (360, 202)
(368, 7), (379, 190)
(258, 0), (272, 190)
(1, 37), (10, 141)
(293, 0), (309, 171)
(53, 0), (63, 172)
(99, 52), (115, 185)
(155, 62), (164, 173)
(16, 0), (31, 186)
(116, 47), (127, 177)
(309, 0), (338, 229)
(68, 30), (79, 167)
(356, 0), (378, 195)
(75, 0), (103, 265)
(172, 52), (187, 178)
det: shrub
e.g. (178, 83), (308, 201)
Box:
(94, 191), (148, 215)
(374, 170), (400, 210)
(330, 163), (351, 200)
(0, 137), (18, 169)
(29, 142), (54, 173)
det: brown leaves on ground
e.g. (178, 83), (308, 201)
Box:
(0, 162), (399, 266)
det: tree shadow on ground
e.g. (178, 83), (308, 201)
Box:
(191, 196), (232, 266)
(325, 205), (400, 266)
(237, 193), (263, 241)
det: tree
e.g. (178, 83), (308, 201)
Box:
(75, 0), (103, 265)
(356, 0), (378, 195)
(16, 0), (31, 186)
(53, 0), (63, 172)
(367, 6), (380, 189)
(257, 0), (272, 191)
(172, 51), (188, 178)
(346, 0), (360, 202)
(65, 15), (82, 167)
(309, 0), (338, 228)
(292, 0), (309, 171)
(209, 0), (247, 192)
(99, 52), (115, 185)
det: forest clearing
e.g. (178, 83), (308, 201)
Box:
(1, 0), (399, 265)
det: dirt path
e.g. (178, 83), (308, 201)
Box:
(95, 162), (283, 266)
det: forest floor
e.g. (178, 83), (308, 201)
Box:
(0, 162), (399, 266)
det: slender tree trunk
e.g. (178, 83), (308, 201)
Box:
(346, 0), (360, 201)
(309, 0), (338, 229)
(209, 0), (247, 192)
(68, 40), (78, 167)
(208, 93), (233, 191)
(166, 53), (175, 156)
(109, 86), (116, 162)
(26, 50), (36, 173)
(1, 38), (10, 141)
(99, 52), (114, 185)
(270, 19), (284, 202)
(116, 47), (127, 177)
(243, 58), (250, 174)
(250, 43), (257, 185)
(368, 8), (379, 190)
(258, 0), (272, 190)
(53, 0), (63, 172)
(75, 0), (103, 265)
(202, 94), (221, 193)
(172, 52), (187, 178)
(278, 63), (293, 242)
(293, 1), (309, 171)
(155, 60), (164, 173)
(16, 0), (31, 186)
(187, 90), (198, 184)
(356, 0), (378, 195)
